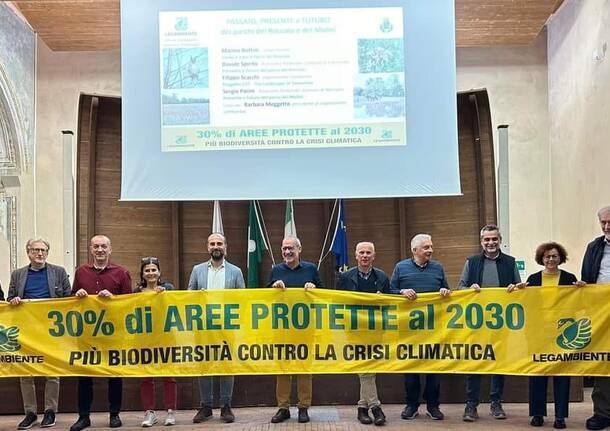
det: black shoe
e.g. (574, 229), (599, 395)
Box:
(17, 412), (37, 430)
(109, 414), (122, 428)
(401, 405), (418, 420)
(41, 410), (56, 428)
(530, 416), (544, 427)
(587, 414), (610, 430)
(271, 408), (290, 423)
(371, 406), (386, 426)
(298, 408), (310, 423)
(554, 418), (566, 429)
(357, 407), (373, 425)
(220, 405), (235, 423)
(193, 407), (213, 423)
(69, 416), (90, 431)
(490, 401), (507, 419)
(462, 405), (478, 422)
(426, 406), (444, 420)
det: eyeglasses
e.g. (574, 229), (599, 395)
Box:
(141, 256), (160, 263)
(28, 248), (48, 254)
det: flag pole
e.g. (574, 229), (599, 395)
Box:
(317, 199), (339, 269)
(255, 200), (275, 265)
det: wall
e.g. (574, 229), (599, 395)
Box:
(456, 33), (552, 275)
(547, 0), (610, 273)
(34, 39), (120, 272)
(31, 33), (555, 278)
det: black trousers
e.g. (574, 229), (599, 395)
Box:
(529, 376), (570, 419)
(404, 373), (440, 408)
(77, 377), (122, 417)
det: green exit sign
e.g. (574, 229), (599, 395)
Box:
(516, 260), (526, 271)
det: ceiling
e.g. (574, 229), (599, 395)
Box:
(12, 0), (564, 51)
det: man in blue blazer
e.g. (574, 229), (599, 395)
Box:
(188, 233), (245, 424)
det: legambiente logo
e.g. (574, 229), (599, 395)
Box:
(0, 325), (21, 352)
(556, 317), (592, 350)
(174, 17), (188, 32)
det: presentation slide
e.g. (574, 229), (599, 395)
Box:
(159, 7), (405, 151)
(121, 0), (460, 201)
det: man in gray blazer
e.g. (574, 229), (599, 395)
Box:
(8, 238), (71, 429)
(188, 233), (245, 424)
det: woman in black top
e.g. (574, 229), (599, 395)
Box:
(527, 242), (584, 429)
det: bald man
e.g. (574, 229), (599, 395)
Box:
(188, 233), (245, 424)
(337, 241), (389, 425)
(70, 235), (132, 431)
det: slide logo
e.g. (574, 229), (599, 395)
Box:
(381, 129), (393, 139)
(380, 18), (393, 33)
(174, 17), (188, 32)
(0, 325), (21, 352)
(556, 317), (591, 350)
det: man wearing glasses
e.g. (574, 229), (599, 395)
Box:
(267, 236), (323, 424)
(7, 238), (71, 429)
(70, 235), (132, 431)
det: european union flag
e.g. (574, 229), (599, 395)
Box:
(331, 199), (349, 272)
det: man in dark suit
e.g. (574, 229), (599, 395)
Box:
(337, 241), (389, 426)
(8, 238), (71, 430)
(583, 205), (610, 431)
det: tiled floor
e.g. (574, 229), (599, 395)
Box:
(0, 390), (596, 430)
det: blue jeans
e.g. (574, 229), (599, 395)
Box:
(198, 376), (234, 407)
(466, 374), (504, 407)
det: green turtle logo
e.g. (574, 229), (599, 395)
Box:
(556, 318), (591, 350)
(0, 325), (20, 352)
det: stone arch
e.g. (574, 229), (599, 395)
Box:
(0, 63), (29, 176)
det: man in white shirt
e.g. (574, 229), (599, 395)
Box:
(188, 233), (245, 424)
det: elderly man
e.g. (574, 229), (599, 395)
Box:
(7, 238), (71, 430)
(70, 235), (132, 431)
(390, 234), (450, 421)
(584, 206), (610, 430)
(337, 241), (389, 425)
(188, 233), (245, 424)
(458, 224), (525, 422)
(268, 236), (323, 424)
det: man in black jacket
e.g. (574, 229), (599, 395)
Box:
(458, 224), (525, 422)
(584, 206), (610, 431)
(337, 241), (389, 426)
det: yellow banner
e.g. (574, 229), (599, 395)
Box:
(0, 286), (608, 377)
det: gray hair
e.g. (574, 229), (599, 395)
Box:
(91, 234), (111, 245)
(283, 236), (301, 248)
(480, 224), (501, 240)
(26, 238), (50, 252)
(355, 241), (375, 252)
(410, 234), (431, 250)
(598, 206), (610, 219)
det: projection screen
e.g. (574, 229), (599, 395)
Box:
(120, 0), (460, 200)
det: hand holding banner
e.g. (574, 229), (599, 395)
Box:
(0, 286), (608, 377)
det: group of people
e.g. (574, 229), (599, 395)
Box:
(0, 205), (608, 431)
